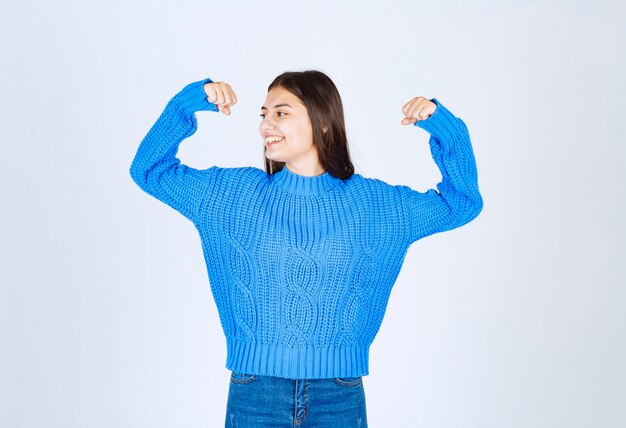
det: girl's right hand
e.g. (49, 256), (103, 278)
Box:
(203, 81), (238, 115)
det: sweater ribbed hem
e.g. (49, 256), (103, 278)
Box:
(225, 337), (370, 379)
(414, 98), (464, 138)
(171, 78), (219, 119)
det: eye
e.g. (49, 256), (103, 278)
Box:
(259, 112), (287, 119)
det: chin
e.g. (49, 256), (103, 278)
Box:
(265, 152), (288, 163)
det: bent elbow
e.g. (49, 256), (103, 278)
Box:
(467, 193), (483, 223)
(129, 157), (149, 191)
(449, 192), (483, 230)
(462, 191), (483, 225)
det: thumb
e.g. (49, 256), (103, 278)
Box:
(218, 105), (231, 115)
(401, 117), (415, 125)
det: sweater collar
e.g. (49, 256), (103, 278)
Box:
(271, 165), (342, 196)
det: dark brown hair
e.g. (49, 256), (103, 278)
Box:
(263, 70), (355, 180)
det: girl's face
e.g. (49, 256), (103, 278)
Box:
(259, 86), (321, 173)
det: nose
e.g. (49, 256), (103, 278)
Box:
(261, 116), (276, 128)
(260, 116), (277, 135)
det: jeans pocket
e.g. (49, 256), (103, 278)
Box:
(333, 376), (363, 387)
(230, 371), (258, 385)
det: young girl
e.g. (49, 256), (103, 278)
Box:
(130, 70), (482, 427)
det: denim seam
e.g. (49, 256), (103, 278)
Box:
(333, 377), (363, 387)
(230, 372), (257, 385)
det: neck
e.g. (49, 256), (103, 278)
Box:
(284, 161), (326, 177)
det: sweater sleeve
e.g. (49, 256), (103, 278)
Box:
(398, 98), (483, 245)
(130, 78), (220, 223)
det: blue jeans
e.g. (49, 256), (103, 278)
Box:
(225, 372), (368, 427)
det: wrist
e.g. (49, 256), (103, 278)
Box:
(171, 78), (219, 117)
(413, 98), (464, 137)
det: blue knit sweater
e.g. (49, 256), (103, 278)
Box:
(130, 78), (482, 379)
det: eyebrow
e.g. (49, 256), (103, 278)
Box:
(260, 103), (293, 110)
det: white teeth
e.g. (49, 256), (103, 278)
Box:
(265, 136), (284, 143)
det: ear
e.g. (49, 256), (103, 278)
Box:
(322, 126), (328, 134)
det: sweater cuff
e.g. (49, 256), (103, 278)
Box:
(171, 77), (220, 118)
(413, 98), (464, 137)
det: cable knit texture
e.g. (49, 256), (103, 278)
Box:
(130, 77), (483, 379)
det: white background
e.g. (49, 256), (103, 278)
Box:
(1, 1), (624, 427)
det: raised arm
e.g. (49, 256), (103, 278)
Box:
(397, 98), (483, 245)
(129, 78), (229, 223)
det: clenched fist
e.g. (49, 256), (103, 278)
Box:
(401, 96), (436, 125)
(203, 81), (238, 115)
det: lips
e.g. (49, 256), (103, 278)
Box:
(265, 135), (285, 147)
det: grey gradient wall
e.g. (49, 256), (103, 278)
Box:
(1, 1), (624, 427)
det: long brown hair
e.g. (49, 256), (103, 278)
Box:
(263, 70), (355, 180)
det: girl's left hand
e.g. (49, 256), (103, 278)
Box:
(401, 97), (437, 125)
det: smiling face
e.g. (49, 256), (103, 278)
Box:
(259, 86), (323, 175)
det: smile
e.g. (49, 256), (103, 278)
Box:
(265, 136), (285, 147)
